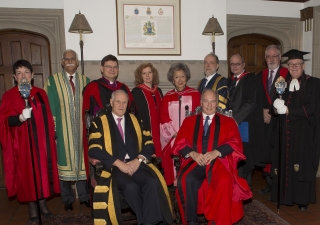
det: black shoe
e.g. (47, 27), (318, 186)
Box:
(64, 202), (73, 211)
(298, 204), (308, 211)
(80, 200), (91, 208)
(258, 184), (271, 195)
(187, 222), (197, 225)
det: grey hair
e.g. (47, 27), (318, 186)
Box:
(265, 45), (281, 55)
(111, 89), (128, 101)
(167, 63), (191, 82)
(204, 53), (220, 64)
(230, 53), (244, 63)
(201, 89), (218, 101)
(62, 49), (79, 60)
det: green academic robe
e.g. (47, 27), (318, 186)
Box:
(44, 71), (90, 181)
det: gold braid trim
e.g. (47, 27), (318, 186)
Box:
(212, 75), (223, 91)
(147, 164), (173, 215)
(143, 130), (151, 136)
(92, 121), (98, 128)
(100, 171), (111, 178)
(94, 219), (107, 225)
(89, 144), (102, 150)
(108, 179), (118, 225)
(94, 185), (109, 193)
(216, 85), (228, 92)
(145, 140), (154, 145)
(101, 115), (112, 155)
(218, 95), (227, 104)
(129, 114), (142, 151)
(93, 202), (108, 209)
(89, 132), (102, 141)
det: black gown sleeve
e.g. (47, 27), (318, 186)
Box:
(8, 116), (23, 126)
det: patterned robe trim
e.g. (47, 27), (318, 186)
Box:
(90, 113), (172, 224)
(45, 71), (88, 180)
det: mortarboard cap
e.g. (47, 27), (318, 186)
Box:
(282, 49), (310, 61)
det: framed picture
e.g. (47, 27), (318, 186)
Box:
(116, 0), (181, 55)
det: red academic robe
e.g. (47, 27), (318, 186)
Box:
(160, 86), (201, 185)
(0, 86), (60, 202)
(172, 114), (252, 225)
(82, 79), (133, 176)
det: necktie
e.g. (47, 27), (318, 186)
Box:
(230, 76), (238, 94)
(267, 70), (274, 94)
(70, 76), (75, 95)
(204, 116), (210, 136)
(117, 118), (124, 140)
(200, 78), (207, 93)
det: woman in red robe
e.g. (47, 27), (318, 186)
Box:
(0, 60), (60, 222)
(160, 63), (201, 185)
(131, 63), (163, 157)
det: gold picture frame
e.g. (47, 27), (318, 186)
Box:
(116, 0), (181, 55)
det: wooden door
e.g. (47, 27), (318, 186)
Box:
(0, 29), (51, 187)
(228, 34), (280, 76)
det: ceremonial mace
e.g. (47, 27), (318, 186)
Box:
(274, 76), (287, 214)
(18, 79), (42, 224)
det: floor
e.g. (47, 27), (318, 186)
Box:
(0, 169), (319, 225)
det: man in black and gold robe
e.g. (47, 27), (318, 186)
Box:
(88, 90), (172, 225)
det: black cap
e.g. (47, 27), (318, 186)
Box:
(282, 49), (309, 61)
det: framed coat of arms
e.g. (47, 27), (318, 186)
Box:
(116, 0), (181, 55)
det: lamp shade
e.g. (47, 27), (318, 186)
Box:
(202, 16), (224, 36)
(68, 12), (93, 34)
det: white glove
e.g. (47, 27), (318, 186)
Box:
(20, 108), (33, 121)
(273, 98), (285, 110)
(277, 105), (287, 114)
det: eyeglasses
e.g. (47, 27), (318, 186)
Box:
(287, 63), (304, 68)
(265, 54), (280, 60)
(104, 65), (118, 70)
(63, 58), (77, 61)
(230, 63), (243, 67)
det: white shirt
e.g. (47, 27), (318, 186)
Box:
(234, 70), (245, 86)
(202, 112), (215, 126)
(66, 72), (76, 87)
(269, 66), (279, 84)
(112, 112), (125, 143)
(205, 73), (217, 86)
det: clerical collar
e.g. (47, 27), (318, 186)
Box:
(102, 76), (117, 88)
(205, 73), (217, 83)
(202, 112), (215, 120)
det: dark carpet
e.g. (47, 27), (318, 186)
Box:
(27, 200), (290, 225)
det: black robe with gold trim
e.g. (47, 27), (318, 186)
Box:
(88, 112), (172, 225)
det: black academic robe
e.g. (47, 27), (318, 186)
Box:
(131, 84), (163, 157)
(228, 72), (265, 172)
(256, 67), (288, 164)
(88, 112), (173, 224)
(197, 73), (229, 111)
(82, 78), (134, 176)
(270, 73), (320, 206)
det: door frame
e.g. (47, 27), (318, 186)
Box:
(0, 8), (66, 75)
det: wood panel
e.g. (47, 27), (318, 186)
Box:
(228, 34), (281, 76)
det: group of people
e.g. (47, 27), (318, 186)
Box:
(0, 44), (319, 225)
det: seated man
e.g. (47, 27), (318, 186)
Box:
(172, 89), (252, 225)
(88, 90), (172, 225)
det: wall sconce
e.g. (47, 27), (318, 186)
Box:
(69, 11), (93, 75)
(300, 7), (313, 32)
(202, 15), (224, 54)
